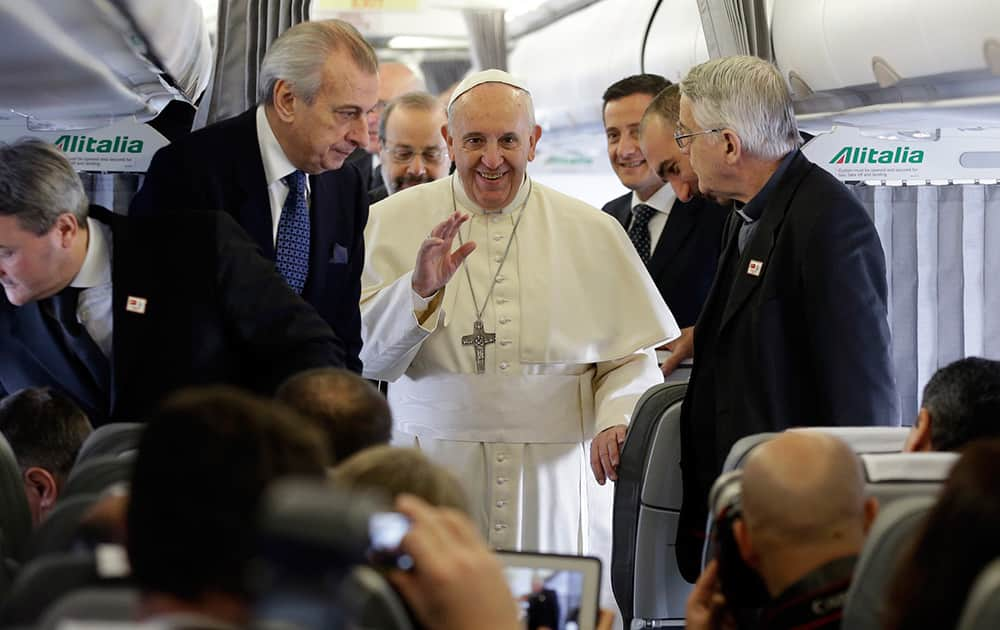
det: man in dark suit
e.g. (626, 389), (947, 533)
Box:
(601, 75), (727, 356)
(130, 19), (376, 373)
(0, 139), (344, 424)
(672, 56), (899, 581)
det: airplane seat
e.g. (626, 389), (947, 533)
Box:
(25, 493), (101, 561)
(611, 381), (689, 628)
(36, 587), (139, 630)
(0, 433), (34, 572)
(956, 558), (1000, 630)
(73, 423), (145, 466)
(842, 495), (935, 630)
(61, 453), (136, 501)
(860, 452), (958, 506)
(0, 548), (130, 627)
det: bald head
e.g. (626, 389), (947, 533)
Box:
(379, 62), (424, 102)
(742, 432), (867, 545)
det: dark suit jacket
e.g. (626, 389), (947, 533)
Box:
(0, 206), (344, 424)
(675, 151), (898, 580)
(368, 184), (388, 205)
(603, 192), (728, 328)
(130, 108), (366, 372)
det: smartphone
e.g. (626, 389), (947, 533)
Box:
(367, 511), (413, 570)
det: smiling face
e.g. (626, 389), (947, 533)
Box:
(445, 83), (541, 211)
(380, 105), (449, 195)
(639, 114), (701, 203)
(604, 92), (663, 201)
(271, 49), (379, 174)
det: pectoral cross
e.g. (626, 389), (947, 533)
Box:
(462, 319), (496, 374)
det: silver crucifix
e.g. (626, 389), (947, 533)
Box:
(461, 319), (496, 374)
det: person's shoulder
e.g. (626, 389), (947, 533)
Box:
(534, 180), (621, 229)
(601, 192), (631, 214)
(160, 109), (257, 157)
(371, 178), (449, 217)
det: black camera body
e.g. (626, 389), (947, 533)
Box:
(707, 470), (770, 609)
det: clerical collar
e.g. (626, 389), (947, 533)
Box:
(451, 173), (531, 216)
(631, 183), (675, 214)
(735, 149), (797, 224)
(70, 217), (112, 290)
(256, 104), (312, 194)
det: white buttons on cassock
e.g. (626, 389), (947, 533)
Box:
(499, 316), (511, 324)
(499, 361), (509, 370)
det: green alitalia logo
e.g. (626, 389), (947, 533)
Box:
(830, 146), (924, 165)
(54, 135), (144, 154)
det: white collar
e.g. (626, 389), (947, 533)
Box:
(70, 217), (111, 289)
(630, 183), (675, 214)
(451, 173), (532, 216)
(256, 104), (308, 190)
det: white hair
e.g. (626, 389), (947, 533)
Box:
(679, 56), (800, 160)
(258, 20), (377, 105)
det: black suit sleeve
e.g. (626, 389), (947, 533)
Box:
(130, 144), (183, 217)
(341, 179), (368, 374)
(214, 213), (345, 389)
(801, 192), (899, 426)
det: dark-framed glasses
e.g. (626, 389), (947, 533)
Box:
(674, 127), (725, 149)
(387, 146), (447, 164)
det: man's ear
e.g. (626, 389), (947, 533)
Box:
(722, 129), (742, 165)
(527, 125), (543, 162)
(732, 517), (759, 569)
(904, 408), (934, 452)
(270, 79), (298, 123)
(23, 466), (59, 511)
(442, 123), (456, 163)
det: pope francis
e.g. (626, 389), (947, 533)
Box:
(360, 69), (679, 604)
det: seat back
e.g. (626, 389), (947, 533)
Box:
(721, 426), (910, 474)
(860, 452), (957, 506)
(37, 586), (138, 630)
(842, 495), (935, 630)
(62, 453), (135, 500)
(957, 558), (1000, 630)
(611, 381), (688, 627)
(25, 493), (100, 561)
(0, 548), (130, 627)
(74, 422), (144, 466)
(0, 432), (33, 566)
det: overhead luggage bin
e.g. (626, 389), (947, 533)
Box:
(0, 0), (211, 130)
(772, 0), (1000, 130)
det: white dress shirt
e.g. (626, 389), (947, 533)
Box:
(69, 217), (114, 358)
(256, 105), (311, 245)
(629, 184), (676, 250)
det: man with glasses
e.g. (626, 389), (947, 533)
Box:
(369, 92), (449, 204)
(671, 56), (898, 581)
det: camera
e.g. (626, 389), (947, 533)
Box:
(707, 470), (769, 609)
(250, 479), (417, 629)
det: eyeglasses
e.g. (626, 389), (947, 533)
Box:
(386, 146), (447, 164)
(674, 126), (725, 149)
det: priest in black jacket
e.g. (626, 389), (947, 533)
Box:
(0, 138), (343, 424)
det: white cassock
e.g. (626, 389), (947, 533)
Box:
(361, 174), (678, 607)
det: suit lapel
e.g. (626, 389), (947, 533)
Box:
(719, 153), (813, 332)
(8, 308), (103, 411)
(646, 198), (700, 284)
(305, 172), (337, 300)
(233, 111), (275, 258)
(607, 195), (631, 228)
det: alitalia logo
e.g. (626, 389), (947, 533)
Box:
(54, 135), (143, 154)
(830, 146), (924, 165)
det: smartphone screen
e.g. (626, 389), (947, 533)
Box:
(368, 512), (413, 570)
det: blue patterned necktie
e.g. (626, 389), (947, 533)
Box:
(628, 204), (658, 264)
(275, 170), (311, 294)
